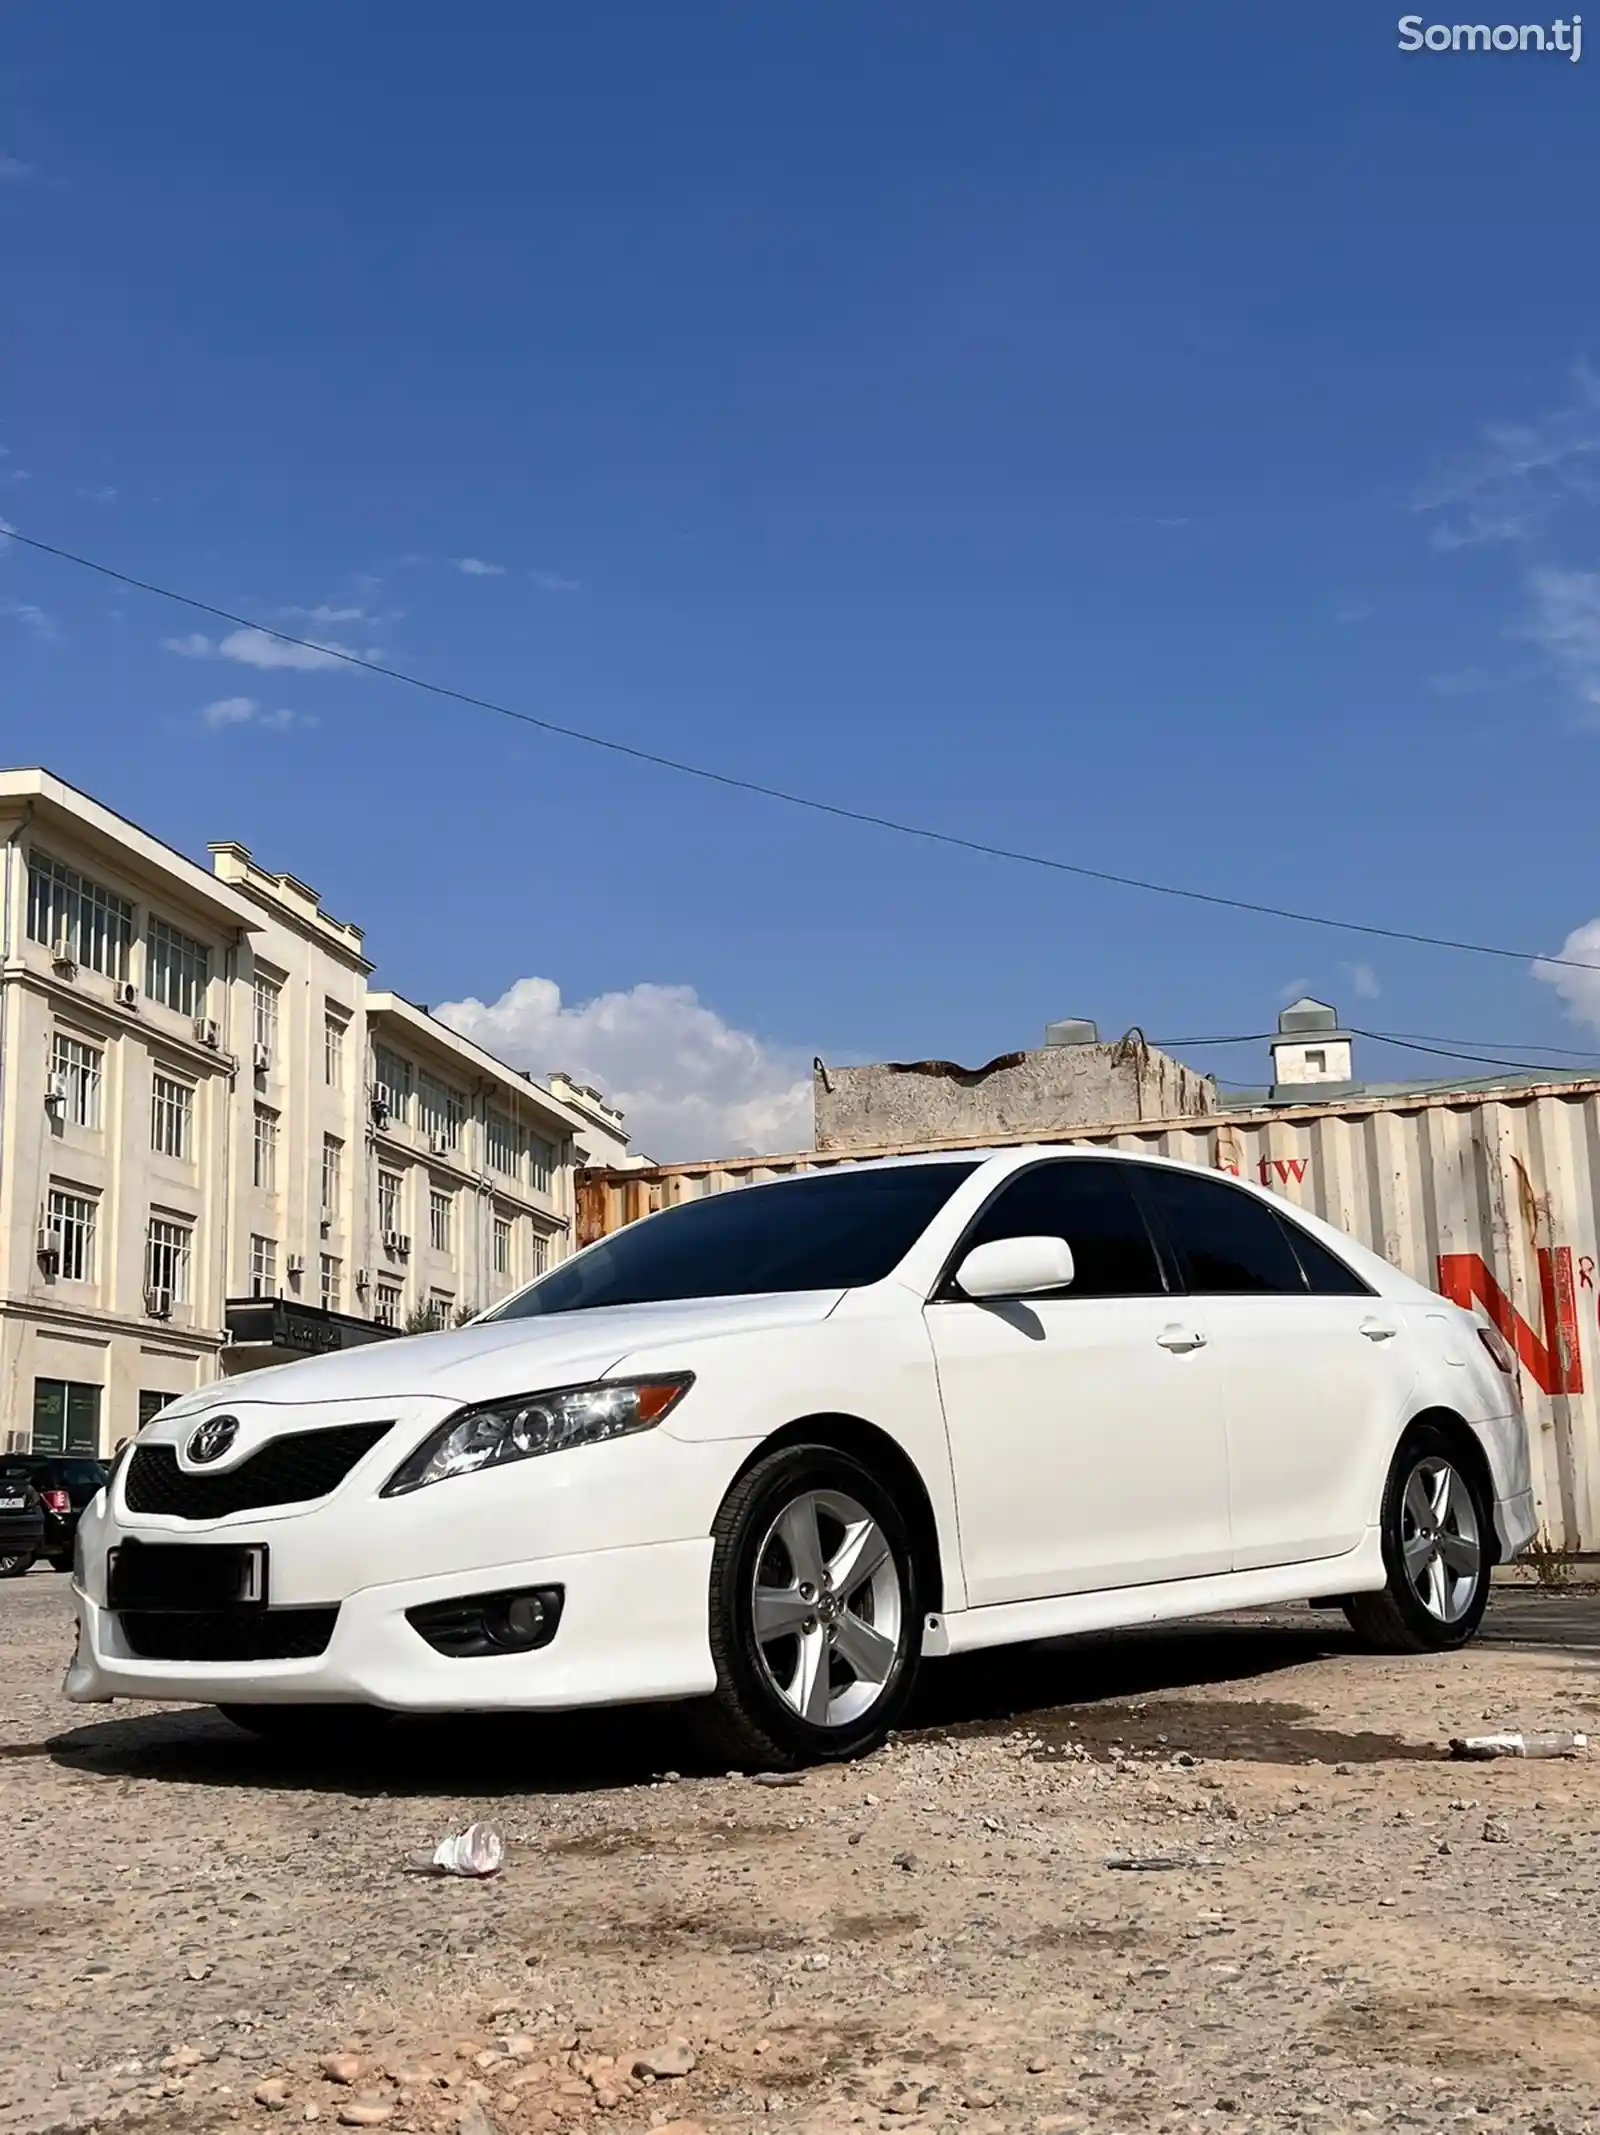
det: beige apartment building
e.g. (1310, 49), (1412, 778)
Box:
(0, 768), (630, 1456)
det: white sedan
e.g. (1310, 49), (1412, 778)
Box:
(67, 1148), (1535, 1765)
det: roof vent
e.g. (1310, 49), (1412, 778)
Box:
(1043, 1018), (1099, 1047)
(1277, 996), (1339, 1036)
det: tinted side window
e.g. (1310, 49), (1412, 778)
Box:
(1281, 1222), (1372, 1296)
(1135, 1167), (1307, 1296)
(957, 1161), (1166, 1297)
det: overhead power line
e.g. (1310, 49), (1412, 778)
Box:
(1156, 1027), (1600, 1077)
(10, 523), (1600, 974)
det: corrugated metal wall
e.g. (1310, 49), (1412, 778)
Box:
(577, 1081), (1600, 1548)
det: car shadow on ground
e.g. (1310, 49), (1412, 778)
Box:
(42, 1613), (1358, 1799)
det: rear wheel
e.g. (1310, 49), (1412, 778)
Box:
(689, 1443), (922, 1769)
(0, 1549), (35, 1578)
(1344, 1425), (1491, 1652)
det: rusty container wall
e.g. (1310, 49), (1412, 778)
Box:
(577, 1080), (1600, 1549)
(812, 1035), (1214, 1152)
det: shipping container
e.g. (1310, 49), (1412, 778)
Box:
(578, 1079), (1600, 1550)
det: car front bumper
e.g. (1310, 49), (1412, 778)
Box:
(65, 1533), (718, 1711)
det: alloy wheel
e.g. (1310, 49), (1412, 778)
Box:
(750, 1487), (904, 1728)
(1400, 1455), (1482, 1624)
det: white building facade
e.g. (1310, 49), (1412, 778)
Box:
(0, 769), (629, 1455)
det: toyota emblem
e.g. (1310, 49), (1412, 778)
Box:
(187, 1414), (240, 1465)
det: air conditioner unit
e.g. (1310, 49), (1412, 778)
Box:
(144, 1286), (173, 1322)
(429, 1135), (451, 1156)
(354, 1267), (371, 1292)
(370, 1096), (391, 1130)
(114, 980), (139, 1009)
(383, 1229), (411, 1257)
(319, 1207), (333, 1234)
(194, 1016), (221, 1049)
(35, 1225), (62, 1271)
(253, 1041), (272, 1072)
(286, 1252), (306, 1277)
(51, 935), (76, 976)
(44, 1073), (67, 1115)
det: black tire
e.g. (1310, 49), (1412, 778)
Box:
(1343, 1423), (1492, 1653)
(0, 1550), (35, 1578)
(688, 1442), (923, 1770)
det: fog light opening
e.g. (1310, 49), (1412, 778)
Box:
(406, 1584), (565, 1658)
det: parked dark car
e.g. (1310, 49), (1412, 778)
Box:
(0, 1456), (107, 1572)
(0, 1471), (45, 1577)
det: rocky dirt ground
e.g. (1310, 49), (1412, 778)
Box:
(8, 1577), (1600, 2135)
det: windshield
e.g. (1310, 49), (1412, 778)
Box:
(489, 1162), (978, 1319)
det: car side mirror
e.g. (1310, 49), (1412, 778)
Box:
(954, 1235), (1076, 1300)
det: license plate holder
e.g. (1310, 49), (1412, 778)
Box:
(0, 1496), (27, 1511)
(108, 1539), (268, 1611)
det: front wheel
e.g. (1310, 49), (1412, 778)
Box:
(1344, 1425), (1492, 1652)
(690, 1444), (923, 1769)
(0, 1549), (35, 1578)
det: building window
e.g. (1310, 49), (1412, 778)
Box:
(529, 1231), (549, 1279)
(429, 1187), (453, 1254)
(151, 1072), (194, 1160)
(321, 1135), (343, 1221)
(373, 1044), (410, 1123)
(27, 852), (133, 981)
(377, 1168), (402, 1235)
(249, 1233), (277, 1298)
(138, 1390), (177, 1432)
(374, 1280), (403, 1328)
(253, 1105), (279, 1191)
(145, 1215), (193, 1311)
(1304, 1048), (1327, 1073)
(252, 973), (281, 1063)
(51, 1031), (103, 1128)
(320, 1254), (341, 1311)
(485, 1110), (517, 1176)
(32, 1378), (101, 1456)
(325, 1010), (347, 1089)
(418, 1074), (465, 1153)
(493, 1212), (512, 1276)
(46, 1186), (97, 1282)
(529, 1135), (554, 1193)
(427, 1290), (455, 1329)
(145, 916), (210, 1018)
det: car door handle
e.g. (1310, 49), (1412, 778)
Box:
(1157, 1324), (1207, 1353)
(1359, 1318), (1400, 1342)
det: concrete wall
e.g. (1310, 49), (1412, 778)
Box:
(812, 1035), (1215, 1152)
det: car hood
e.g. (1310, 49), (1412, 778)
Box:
(164, 1290), (845, 1415)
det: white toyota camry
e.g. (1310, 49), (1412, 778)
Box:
(68, 1147), (1535, 1765)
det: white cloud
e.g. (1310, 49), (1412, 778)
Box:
(455, 557), (506, 577)
(75, 485), (117, 504)
(1534, 919), (1600, 1032)
(1415, 362), (1600, 549)
(0, 151), (35, 182)
(1342, 960), (1381, 1002)
(432, 976), (812, 1161)
(1523, 565), (1600, 712)
(164, 625), (363, 671)
(1275, 976), (1310, 1005)
(199, 695), (314, 734)
(1, 596), (58, 642)
(530, 569), (581, 594)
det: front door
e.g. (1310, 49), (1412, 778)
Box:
(925, 1159), (1232, 1607)
(33, 1379), (102, 1456)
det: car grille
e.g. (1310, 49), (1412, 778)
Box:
(123, 1422), (393, 1520)
(118, 1607), (340, 1663)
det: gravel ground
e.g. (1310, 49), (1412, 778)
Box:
(8, 1573), (1600, 2135)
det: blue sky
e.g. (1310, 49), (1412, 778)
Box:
(6, 1), (1600, 1154)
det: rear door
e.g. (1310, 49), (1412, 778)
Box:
(925, 1158), (1232, 1605)
(1131, 1165), (1416, 1571)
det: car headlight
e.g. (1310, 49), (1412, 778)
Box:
(382, 1375), (693, 1496)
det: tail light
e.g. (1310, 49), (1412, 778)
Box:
(41, 1487), (70, 1512)
(1477, 1323), (1518, 1376)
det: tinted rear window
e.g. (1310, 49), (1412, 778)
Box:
(1136, 1166), (1308, 1296)
(1282, 1222), (1372, 1295)
(489, 1162), (979, 1318)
